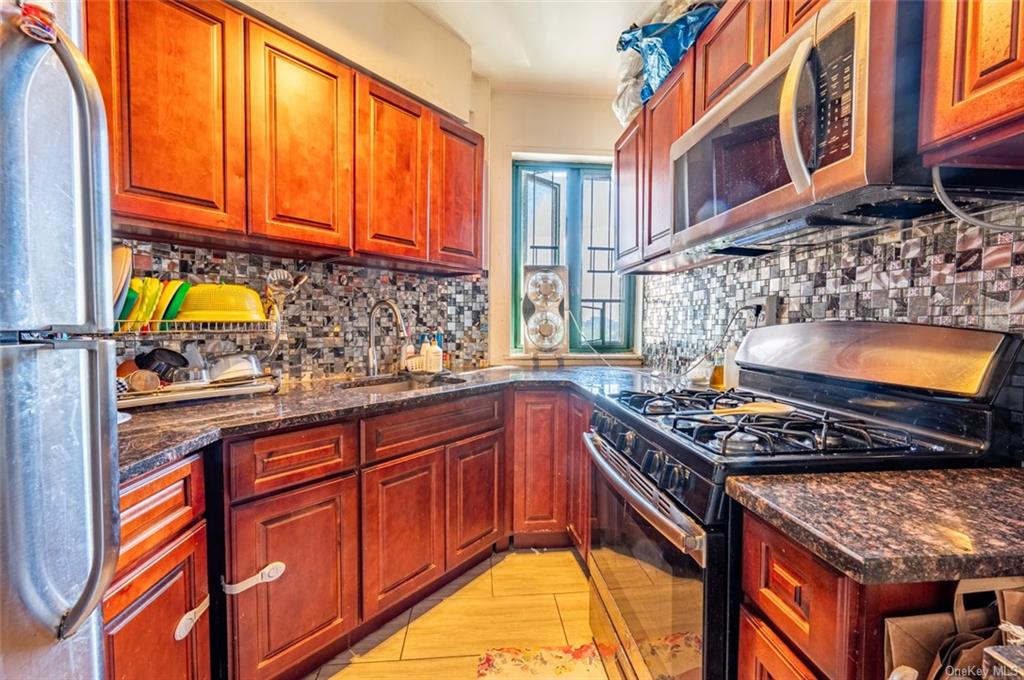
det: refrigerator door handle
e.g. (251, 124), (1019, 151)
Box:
(57, 339), (120, 639)
(47, 24), (114, 334)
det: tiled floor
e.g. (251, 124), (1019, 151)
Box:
(310, 549), (601, 680)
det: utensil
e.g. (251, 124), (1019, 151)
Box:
(124, 369), (161, 393)
(135, 348), (188, 381)
(176, 283), (266, 322)
(680, 402), (797, 417)
(208, 352), (262, 383)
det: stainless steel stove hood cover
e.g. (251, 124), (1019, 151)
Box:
(735, 321), (1019, 399)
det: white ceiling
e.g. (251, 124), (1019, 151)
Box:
(412, 0), (660, 97)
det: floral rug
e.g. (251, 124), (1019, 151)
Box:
(476, 633), (702, 679)
(477, 644), (605, 678)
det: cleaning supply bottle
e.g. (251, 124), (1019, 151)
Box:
(724, 343), (740, 389)
(710, 352), (726, 390)
(428, 337), (443, 372)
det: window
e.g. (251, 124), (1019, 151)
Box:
(512, 161), (636, 353)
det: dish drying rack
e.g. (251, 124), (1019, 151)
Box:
(110, 318), (279, 337)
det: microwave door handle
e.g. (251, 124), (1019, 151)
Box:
(57, 340), (120, 639)
(48, 26), (114, 334)
(779, 36), (815, 195)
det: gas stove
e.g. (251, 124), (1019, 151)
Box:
(588, 322), (1024, 526)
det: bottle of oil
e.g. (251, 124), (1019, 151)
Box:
(709, 352), (726, 390)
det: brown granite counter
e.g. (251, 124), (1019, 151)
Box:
(727, 468), (1024, 585)
(117, 366), (673, 483)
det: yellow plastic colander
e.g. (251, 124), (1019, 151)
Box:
(175, 283), (267, 322)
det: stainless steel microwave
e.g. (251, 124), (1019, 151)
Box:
(665, 0), (1024, 272)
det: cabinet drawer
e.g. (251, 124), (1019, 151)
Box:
(117, 455), (205, 576)
(228, 422), (358, 502)
(738, 605), (817, 680)
(742, 513), (850, 678)
(361, 392), (504, 464)
(103, 522), (210, 680)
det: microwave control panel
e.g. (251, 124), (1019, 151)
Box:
(815, 17), (855, 168)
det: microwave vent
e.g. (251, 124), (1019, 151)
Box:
(844, 198), (946, 221)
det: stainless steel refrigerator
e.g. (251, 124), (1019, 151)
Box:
(0, 1), (120, 678)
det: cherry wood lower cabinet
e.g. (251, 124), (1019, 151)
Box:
(739, 511), (952, 679)
(227, 475), (359, 680)
(738, 605), (816, 680)
(361, 447), (446, 618)
(566, 393), (592, 562)
(512, 390), (569, 534)
(446, 430), (505, 569)
(103, 522), (210, 680)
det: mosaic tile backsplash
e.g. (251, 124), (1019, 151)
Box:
(642, 204), (1024, 375)
(116, 241), (489, 382)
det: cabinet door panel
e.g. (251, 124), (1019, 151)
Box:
(614, 117), (644, 270)
(103, 523), (210, 680)
(362, 448), (446, 617)
(566, 394), (592, 561)
(355, 77), (431, 261)
(229, 476), (359, 680)
(694, 0), (770, 119)
(86, 0), (245, 232)
(248, 22), (354, 247)
(919, 0), (1024, 166)
(447, 430), (504, 568)
(643, 54), (693, 260)
(768, 0), (828, 52)
(737, 605), (817, 680)
(430, 116), (485, 270)
(513, 391), (568, 533)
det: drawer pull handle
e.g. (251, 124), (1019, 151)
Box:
(174, 595), (210, 641)
(222, 561), (286, 596)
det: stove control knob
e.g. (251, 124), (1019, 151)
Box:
(622, 431), (637, 453)
(643, 450), (666, 478)
(589, 410), (605, 430)
(664, 464), (693, 495)
(614, 430), (631, 450)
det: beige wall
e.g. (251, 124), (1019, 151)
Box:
(242, 1), (473, 120)
(485, 90), (639, 365)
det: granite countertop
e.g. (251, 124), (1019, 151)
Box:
(117, 366), (674, 482)
(727, 468), (1024, 585)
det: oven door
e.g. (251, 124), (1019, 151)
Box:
(584, 433), (725, 680)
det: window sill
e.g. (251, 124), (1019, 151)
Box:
(501, 353), (643, 368)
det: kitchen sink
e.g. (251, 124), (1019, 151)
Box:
(341, 375), (466, 395)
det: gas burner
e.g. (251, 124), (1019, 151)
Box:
(712, 430), (762, 455)
(642, 397), (678, 415)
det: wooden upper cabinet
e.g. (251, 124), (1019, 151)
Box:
(247, 22), (354, 248)
(512, 391), (568, 534)
(228, 476), (359, 680)
(919, 0), (1024, 168)
(446, 430), (505, 569)
(85, 0), (246, 233)
(355, 76), (431, 261)
(768, 0), (828, 52)
(362, 448), (446, 618)
(103, 523), (210, 680)
(643, 52), (693, 260)
(694, 0), (770, 120)
(614, 115), (644, 270)
(429, 116), (485, 270)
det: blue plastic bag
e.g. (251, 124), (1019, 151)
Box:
(617, 4), (720, 103)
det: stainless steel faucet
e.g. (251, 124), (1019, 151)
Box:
(367, 299), (410, 376)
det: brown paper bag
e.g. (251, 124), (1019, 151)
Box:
(884, 608), (994, 676)
(884, 576), (1024, 678)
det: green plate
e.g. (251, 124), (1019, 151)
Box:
(117, 287), (139, 323)
(160, 281), (191, 330)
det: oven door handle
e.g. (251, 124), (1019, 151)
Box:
(584, 433), (706, 568)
